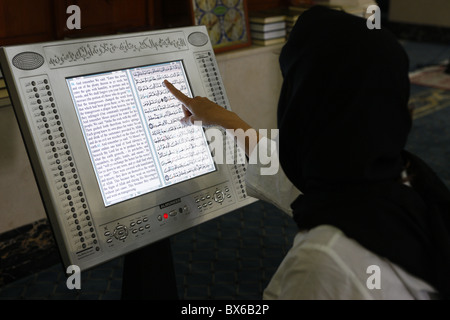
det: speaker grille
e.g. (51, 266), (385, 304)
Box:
(188, 32), (209, 47)
(12, 52), (45, 70)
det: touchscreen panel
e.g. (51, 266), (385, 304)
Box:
(67, 60), (216, 207)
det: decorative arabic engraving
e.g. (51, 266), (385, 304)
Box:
(45, 32), (188, 68)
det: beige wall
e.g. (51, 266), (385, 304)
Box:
(217, 44), (284, 132)
(0, 44), (284, 234)
(389, 0), (450, 28)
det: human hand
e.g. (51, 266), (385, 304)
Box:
(164, 79), (259, 156)
(163, 79), (233, 128)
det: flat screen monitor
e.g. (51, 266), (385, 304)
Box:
(0, 26), (256, 271)
(66, 60), (216, 207)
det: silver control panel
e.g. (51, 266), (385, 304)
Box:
(0, 26), (256, 271)
(19, 74), (100, 255)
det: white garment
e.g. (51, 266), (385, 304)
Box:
(245, 136), (437, 300)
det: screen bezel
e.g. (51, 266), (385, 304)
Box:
(47, 48), (230, 227)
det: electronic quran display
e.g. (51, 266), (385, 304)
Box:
(0, 26), (256, 271)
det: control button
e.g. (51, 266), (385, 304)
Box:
(145, 224), (150, 229)
(113, 225), (128, 240)
(157, 215), (163, 221)
(169, 210), (177, 217)
(213, 191), (225, 203)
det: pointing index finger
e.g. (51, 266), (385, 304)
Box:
(163, 80), (191, 106)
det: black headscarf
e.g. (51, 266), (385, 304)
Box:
(277, 6), (450, 298)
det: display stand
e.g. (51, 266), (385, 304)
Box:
(121, 238), (179, 300)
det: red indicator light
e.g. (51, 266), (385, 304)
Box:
(163, 213), (168, 219)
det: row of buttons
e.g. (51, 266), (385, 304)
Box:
(195, 52), (249, 202)
(22, 76), (99, 254)
(157, 205), (190, 221)
(194, 187), (233, 211)
(195, 51), (228, 109)
(104, 217), (151, 243)
(224, 131), (248, 200)
(103, 205), (190, 244)
(129, 217), (151, 235)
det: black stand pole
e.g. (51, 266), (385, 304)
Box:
(121, 238), (179, 300)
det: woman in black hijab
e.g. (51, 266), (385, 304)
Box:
(165, 5), (450, 299)
(276, 5), (450, 299)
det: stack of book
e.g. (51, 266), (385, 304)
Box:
(248, 0), (378, 46)
(0, 77), (10, 108)
(286, 5), (310, 34)
(249, 10), (287, 46)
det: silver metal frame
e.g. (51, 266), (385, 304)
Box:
(0, 26), (256, 271)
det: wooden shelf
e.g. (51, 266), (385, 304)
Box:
(1, 0), (291, 46)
